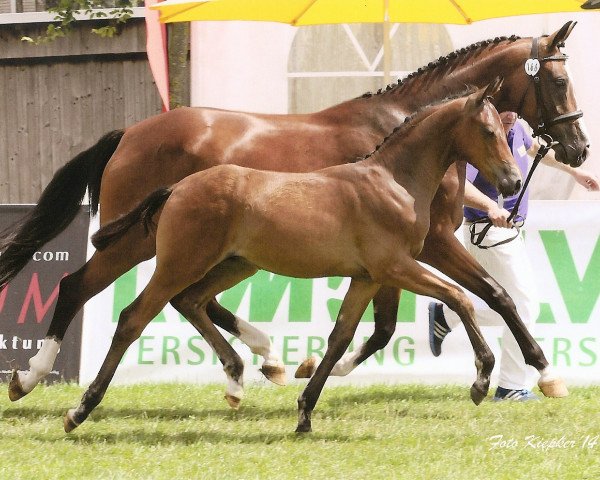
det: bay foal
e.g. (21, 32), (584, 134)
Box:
(68, 81), (521, 433)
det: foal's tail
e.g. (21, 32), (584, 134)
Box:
(0, 129), (124, 286)
(92, 187), (173, 251)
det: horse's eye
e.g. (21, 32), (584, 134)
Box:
(555, 78), (567, 87)
(485, 128), (495, 137)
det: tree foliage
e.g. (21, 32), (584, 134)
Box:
(22, 0), (138, 44)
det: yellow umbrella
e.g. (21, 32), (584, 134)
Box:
(152, 0), (592, 25)
(150, 0), (595, 85)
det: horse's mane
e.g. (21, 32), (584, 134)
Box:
(359, 35), (520, 98)
(357, 86), (478, 163)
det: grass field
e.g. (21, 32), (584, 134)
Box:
(0, 383), (599, 479)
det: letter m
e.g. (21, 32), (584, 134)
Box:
(17, 273), (66, 324)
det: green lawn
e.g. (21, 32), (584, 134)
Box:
(0, 383), (598, 479)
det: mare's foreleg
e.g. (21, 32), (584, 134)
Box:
(296, 279), (380, 433)
(378, 258), (494, 405)
(419, 232), (566, 397)
(295, 286), (400, 379)
(9, 238), (154, 401)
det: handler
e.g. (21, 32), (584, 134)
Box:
(428, 111), (599, 401)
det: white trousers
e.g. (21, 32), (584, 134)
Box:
(443, 224), (540, 390)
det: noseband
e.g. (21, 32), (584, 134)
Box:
(518, 36), (583, 138)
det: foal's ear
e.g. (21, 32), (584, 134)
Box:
(474, 76), (504, 106)
(545, 20), (577, 49)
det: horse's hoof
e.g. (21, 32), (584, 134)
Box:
(295, 422), (312, 433)
(470, 383), (488, 406)
(260, 364), (287, 386)
(224, 393), (242, 410)
(295, 356), (317, 379)
(538, 377), (569, 398)
(63, 409), (80, 433)
(8, 370), (27, 402)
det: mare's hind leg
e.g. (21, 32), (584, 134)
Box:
(377, 258), (495, 405)
(297, 279), (380, 433)
(295, 286), (400, 378)
(169, 257), (262, 409)
(9, 234), (155, 401)
(204, 299), (286, 386)
(419, 232), (566, 397)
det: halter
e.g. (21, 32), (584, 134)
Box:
(470, 36), (583, 249)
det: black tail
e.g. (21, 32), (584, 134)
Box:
(0, 129), (124, 286)
(92, 187), (173, 251)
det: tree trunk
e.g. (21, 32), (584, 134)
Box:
(167, 22), (190, 109)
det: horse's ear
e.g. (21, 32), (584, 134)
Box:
(474, 77), (504, 106)
(546, 21), (577, 49)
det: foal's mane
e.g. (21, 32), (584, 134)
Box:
(359, 35), (520, 98)
(357, 87), (478, 163)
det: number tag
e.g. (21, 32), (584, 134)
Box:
(524, 59), (540, 76)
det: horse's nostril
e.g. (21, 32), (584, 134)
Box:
(515, 179), (522, 192)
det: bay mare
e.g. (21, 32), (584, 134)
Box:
(5, 22), (586, 402)
(71, 83), (521, 433)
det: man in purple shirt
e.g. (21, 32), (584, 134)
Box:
(429, 112), (599, 401)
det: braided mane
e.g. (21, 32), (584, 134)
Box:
(357, 87), (478, 163)
(359, 35), (520, 98)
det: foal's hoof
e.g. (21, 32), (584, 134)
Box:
(538, 377), (569, 398)
(259, 364), (287, 386)
(8, 370), (27, 402)
(295, 422), (312, 433)
(63, 409), (80, 433)
(470, 383), (488, 406)
(295, 356), (317, 379)
(224, 393), (242, 410)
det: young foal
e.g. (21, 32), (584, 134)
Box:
(66, 81), (521, 433)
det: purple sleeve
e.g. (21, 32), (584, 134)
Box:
(517, 121), (533, 150)
(466, 163), (479, 183)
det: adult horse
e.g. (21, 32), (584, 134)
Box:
(67, 83), (521, 433)
(4, 22), (586, 401)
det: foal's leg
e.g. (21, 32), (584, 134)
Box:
(378, 258), (495, 405)
(295, 286), (400, 378)
(63, 275), (180, 432)
(296, 278), (380, 433)
(418, 232), (565, 396)
(204, 299), (286, 385)
(169, 257), (264, 409)
(9, 232), (156, 401)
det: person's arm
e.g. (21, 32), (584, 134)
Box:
(528, 142), (600, 191)
(464, 181), (513, 228)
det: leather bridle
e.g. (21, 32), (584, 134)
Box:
(470, 35), (583, 249)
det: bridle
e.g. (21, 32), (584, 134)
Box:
(517, 36), (583, 138)
(470, 35), (583, 249)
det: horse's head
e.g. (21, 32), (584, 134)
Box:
(458, 78), (522, 197)
(512, 21), (589, 167)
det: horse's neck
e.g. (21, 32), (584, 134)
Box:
(373, 108), (457, 204)
(379, 40), (527, 114)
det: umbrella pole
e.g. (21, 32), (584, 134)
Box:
(383, 0), (391, 87)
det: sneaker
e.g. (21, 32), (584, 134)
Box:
(428, 302), (451, 357)
(493, 386), (540, 402)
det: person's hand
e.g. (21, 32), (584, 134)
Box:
(487, 204), (512, 228)
(573, 169), (600, 191)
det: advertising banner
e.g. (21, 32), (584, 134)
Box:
(0, 206), (90, 383)
(80, 201), (600, 387)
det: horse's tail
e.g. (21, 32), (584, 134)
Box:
(92, 187), (173, 251)
(0, 129), (124, 286)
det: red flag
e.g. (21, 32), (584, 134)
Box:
(145, 0), (170, 111)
